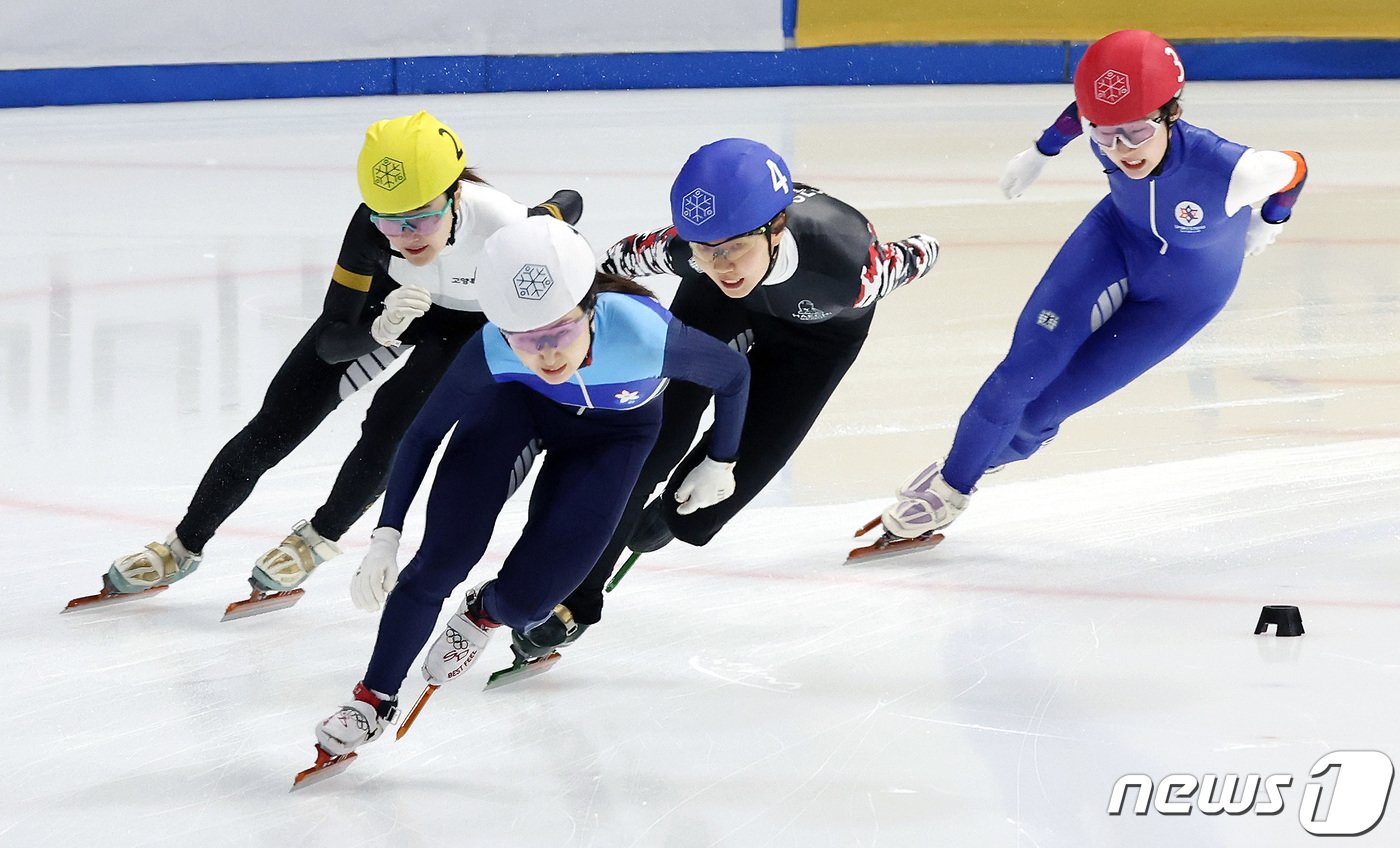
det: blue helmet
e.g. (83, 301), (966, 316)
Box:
(670, 138), (793, 243)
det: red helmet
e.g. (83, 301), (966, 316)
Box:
(1073, 30), (1186, 125)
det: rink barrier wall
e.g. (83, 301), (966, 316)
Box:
(3, 40), (1399, 109)
(796, 0), (1400, 44)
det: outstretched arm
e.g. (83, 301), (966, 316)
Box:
(376, 337), (492, 530)
(1001, 102), (1084, 199)
(601, 226), (679, 279)
(855, 233), (939, 307)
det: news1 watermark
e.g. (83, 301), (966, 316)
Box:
(1108, 750), (1395, 836)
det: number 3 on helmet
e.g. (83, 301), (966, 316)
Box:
(1073, 30), (1187, 126)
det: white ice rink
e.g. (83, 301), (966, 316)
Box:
(3, 81), (1399, 847)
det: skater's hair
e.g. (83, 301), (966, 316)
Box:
(579, 272), (658, 312)
(458, 166), (489, 186)
(1154, 97), (1183, 125)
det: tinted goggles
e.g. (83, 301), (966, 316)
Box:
(501, 312), (591, 353)
(369, 198), (454, 237)
(1088, 118), (1163, 151)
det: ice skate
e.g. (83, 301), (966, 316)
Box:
(628, 498), (675, 554)
(64, 535), (202, 613)
(422, 584), (500, 685)
(846, 516), (945, 563)
(604, 549), (643, 593)
(847, 462), (967, 563)
(294, 682), (397, 790)
(598, 499), (673, 594)
(397, 585), (500, 739)
(485, 605), (590, 690)
(226, 521), (341, 621)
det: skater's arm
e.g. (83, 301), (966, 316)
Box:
(600, 226), (679, 279)
(377, 337), (492, 530)
(858, 234), (940, 305)
(1225, 149), (1308, 221)
(315, 206), (394, 363)
(999, 103), (1083, 200)
(1034, 102), (1084, 156)
(527, 189), (583, 225)
(660, 321), (750, 462)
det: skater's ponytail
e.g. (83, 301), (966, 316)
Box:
(579, 271), (658, 312)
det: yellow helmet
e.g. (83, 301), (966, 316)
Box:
(356, 111), (466, 214)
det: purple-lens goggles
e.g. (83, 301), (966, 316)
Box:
(501, 312), (590, 353)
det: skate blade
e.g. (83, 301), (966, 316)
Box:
(62, 582), (168, 614)
(395, 684), (439, 741)
(846, 532), (945, 564)
(221, 588), (305, 622)
(604, 550), (642, 593)
(291, 748), (357, 791)
(484, 652), (562, 691)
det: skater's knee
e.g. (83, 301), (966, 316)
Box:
(392, 558), (461, 607)
(668, 513), (720, 547)
(480, 585), (551, 632)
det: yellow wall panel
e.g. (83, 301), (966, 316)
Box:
(796, 1), (1400, 46)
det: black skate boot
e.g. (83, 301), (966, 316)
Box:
(485, 605), (588, 690)
(628, 498), (674, 554)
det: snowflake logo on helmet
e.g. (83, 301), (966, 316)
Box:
(680, 188), (717, 227)
(513, 264), (555, 301)
(1094, 70), (1131, 105)
(372, 156), (406, 192)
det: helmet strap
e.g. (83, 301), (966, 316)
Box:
(751, 222), (782, 287)
(581, 310), (596, 368)
(444, 185), (461, 247)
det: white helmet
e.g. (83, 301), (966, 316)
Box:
(475, 216), (598, 332)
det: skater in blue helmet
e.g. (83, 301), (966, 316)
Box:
(507, 137), (941, 662)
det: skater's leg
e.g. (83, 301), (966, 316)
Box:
(484, 400), (661, 631)
(662, 314), (870, 546)
(360, 386), (535, 697)
(940, 200), (1129, 494)
(310, 327), (479, 541)
(175, 328), (344, 552)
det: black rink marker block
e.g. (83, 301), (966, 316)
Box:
(1254, 605), (1305, 637)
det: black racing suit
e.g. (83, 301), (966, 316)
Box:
(173, 188), (580, 552)
(559, 185), (937, 624)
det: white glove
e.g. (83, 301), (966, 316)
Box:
(1245, 208), (1285, 257)
(371, 285), (432, 347)
(999, 145), (1051, 200)
(350, 527), (401, 612)
(674, 457), (737, 516)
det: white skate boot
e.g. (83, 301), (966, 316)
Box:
(423, 584), (500, 685)
(251, 520), (342, 591)
(391, 585), (502, 743)
(106, 534), (203, 593)
(882, 461), (972, 539)
(293, 682), (399, 789)
(314, 682), (398, 756)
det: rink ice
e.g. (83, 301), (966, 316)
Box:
(2, 81), (1398, 847)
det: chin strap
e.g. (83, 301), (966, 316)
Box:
(752, 228), (782, 287)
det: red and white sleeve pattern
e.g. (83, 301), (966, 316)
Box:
(601, 226), (679, 279)
(853, 231), (940, 309)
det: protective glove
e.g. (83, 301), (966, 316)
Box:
(674, 457), (737, 516)
(371, 285), (432, 347)
(1245, 208), (1285, 257)
(350, 527), (402, 612)
(999, 145), (1052, 200)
